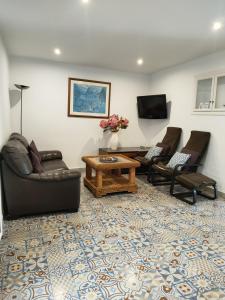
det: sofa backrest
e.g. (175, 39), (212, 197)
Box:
(1, 135), (33, 176)
(9, 132), (29, 148)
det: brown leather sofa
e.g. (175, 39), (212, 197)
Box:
(0, 133), (81, 219)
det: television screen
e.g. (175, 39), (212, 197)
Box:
(137, 94), (167, 119)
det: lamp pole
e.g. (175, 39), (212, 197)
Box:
(14, 84), (30, 135)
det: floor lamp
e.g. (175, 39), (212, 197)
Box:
(14, 84), (30, 135)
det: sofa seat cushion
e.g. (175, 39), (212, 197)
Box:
(41, 159), (68, 172)
(29, 168), (81, 182)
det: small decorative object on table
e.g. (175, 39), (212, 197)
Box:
(99, 156), (118, 163)
(99, 114), (129, 150)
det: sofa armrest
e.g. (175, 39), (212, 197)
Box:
(28, 169), (81, 182)
(1, 161), (81, 219)
(39, 150), (62, 161)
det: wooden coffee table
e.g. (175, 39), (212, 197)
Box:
(82, 154), (140, 197)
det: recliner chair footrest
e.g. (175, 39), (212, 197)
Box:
(174, 173), (217, 204)
(176, 173), (216, 190)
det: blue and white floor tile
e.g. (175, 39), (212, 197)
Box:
(1, 177), (225, 299)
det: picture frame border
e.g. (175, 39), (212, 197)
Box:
(67, 77), (111, 119)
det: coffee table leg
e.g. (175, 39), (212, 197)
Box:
(96, 170), (103, 188)
(86, 165), (92, 179)
(129, 167), (135, 184)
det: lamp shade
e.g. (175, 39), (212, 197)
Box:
(15, 84), (30, 90)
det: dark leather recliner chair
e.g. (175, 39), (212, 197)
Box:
(149, 130), (211, 186)
(1, 133), (81, 219)
(135, 127), (182, 174)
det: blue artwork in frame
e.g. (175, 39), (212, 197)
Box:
(68, 78), (111, 118)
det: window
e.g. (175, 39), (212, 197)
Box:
(194, 72), (225, 114)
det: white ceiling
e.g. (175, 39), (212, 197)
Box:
(0, 0), (225, 74)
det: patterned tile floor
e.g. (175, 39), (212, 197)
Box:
(1, 177), (225, 300)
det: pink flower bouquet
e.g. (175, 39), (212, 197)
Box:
(99, 114), (129, 132)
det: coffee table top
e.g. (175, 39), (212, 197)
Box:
(99, 147), (150, 153)
(82, 154), (140, 170)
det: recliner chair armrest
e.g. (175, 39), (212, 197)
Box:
(39, 150), (63, 161)
(28, 169), (81, 182)
(172, 163), (202, 177)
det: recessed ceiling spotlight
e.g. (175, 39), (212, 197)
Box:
(137, 58), (144, 66)
(54, 48), (61, 55)
(213, 21), (223, 31)
(82, 0), (89, 3)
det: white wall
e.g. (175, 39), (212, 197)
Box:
(9, 51), (225, 194)
(148, 49), (225, 193)
(0, 35), (11, 238)
(10, 57), (168, 168)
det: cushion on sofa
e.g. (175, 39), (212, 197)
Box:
(29, 140), (42, 161)
(30, 150), (44, 173)
(1, 139), (33, 175)
(10, 132), (29, 149)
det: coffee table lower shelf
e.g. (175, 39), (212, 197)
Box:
(84, 174), (138, 197)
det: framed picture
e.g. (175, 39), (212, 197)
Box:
(68, 78), (111, 118)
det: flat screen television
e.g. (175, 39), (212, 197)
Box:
(137, 94), (167, 119)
